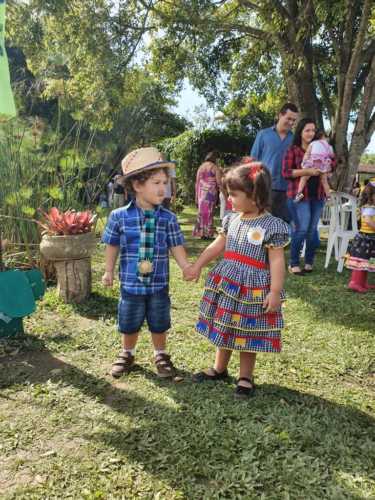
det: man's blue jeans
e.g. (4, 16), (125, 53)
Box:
(287, 199), (325, 267)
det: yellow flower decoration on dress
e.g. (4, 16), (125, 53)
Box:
(247, 226), (265, 245)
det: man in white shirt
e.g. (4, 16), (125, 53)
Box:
(163, 167), (177, 209)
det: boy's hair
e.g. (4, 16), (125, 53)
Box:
(360, 181), (375, 207)
(125, 167), (169, 192)
(279, 102), (298, 115)
(223, 162), (271, 211)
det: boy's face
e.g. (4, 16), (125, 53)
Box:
(278, 110), (298, 132)
(133, 170), (168, 208)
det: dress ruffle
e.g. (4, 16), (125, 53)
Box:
(345, 232), (375, 272)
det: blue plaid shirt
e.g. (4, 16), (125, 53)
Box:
(102, 200), (185, 295)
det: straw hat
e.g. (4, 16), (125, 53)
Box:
(121, 147), (175, 179)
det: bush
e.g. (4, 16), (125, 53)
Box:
(158, 128), (256, 202)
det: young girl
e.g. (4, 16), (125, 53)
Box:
(345, 181), (375, 292)
(219, 156), (256, 220)
(184, 163), (289, 398)
(295, 131), (335, 202)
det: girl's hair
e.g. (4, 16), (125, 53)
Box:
(223, 162), (271, 211)
(204, 151), (218, 163)
(315, 129), (326, 140)
(125, 167), (169, 192)
(360, 181), (375, 207)
(292, 117), (317, 147)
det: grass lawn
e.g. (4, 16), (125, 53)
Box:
(1, 207), (375, 499)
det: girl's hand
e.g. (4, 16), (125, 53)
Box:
(183, 264), (201, 282)
(306, 167), (320, 176)
(263, 291), (281, 313)
(102, 271), (114, 287)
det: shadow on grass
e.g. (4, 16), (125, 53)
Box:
(1, 335), (374, 498)
(71, 292), (118, 320)
(92, 379), (375, 498)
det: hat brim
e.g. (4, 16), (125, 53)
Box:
(122, 160), (176, 179)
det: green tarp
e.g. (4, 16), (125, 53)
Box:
(0, 0), (16, 118)
(0, 270), (36, 318)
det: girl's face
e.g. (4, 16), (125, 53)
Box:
(301, 123), (316, 146)
(228, 189), (258, 214)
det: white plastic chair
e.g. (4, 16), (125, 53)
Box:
(318, 202), (331, 234)
(324, 192), (358, 272)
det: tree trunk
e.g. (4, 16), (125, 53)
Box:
(39, 255), (56, 284)
(54, 258), (92, 303)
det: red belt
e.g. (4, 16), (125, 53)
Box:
(224, 251), (269, 269)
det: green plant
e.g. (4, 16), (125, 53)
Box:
(0, 117), (102, 267)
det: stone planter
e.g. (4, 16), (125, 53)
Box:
(40, 232), (97, 303)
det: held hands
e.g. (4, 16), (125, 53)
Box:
(183, 263), (201, 282)
(102, 270), (114, 287)
(263, 291), (281, 313)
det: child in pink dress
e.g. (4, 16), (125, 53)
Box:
(295, 131), (335, 202)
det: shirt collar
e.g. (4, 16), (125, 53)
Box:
(128, 198), (162, 218)
(272, 125), (293, 137)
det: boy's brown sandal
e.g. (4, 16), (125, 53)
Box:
(110, 350), (135, 378)
(155, 353), (176, 378)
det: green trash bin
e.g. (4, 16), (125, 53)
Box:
(0, 316), (23, 338)
(24, 268), (46, 300)
(0, 270), (36, 338)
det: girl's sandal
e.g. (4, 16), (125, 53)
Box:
(192, 368), (229, 383)
(235, 377), (256, 399)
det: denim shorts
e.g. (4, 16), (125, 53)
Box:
(118, 287), (171, 334)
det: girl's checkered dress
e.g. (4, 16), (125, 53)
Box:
(196, 212), (289, 353)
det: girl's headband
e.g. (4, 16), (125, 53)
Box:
(248, 164), (262, 181)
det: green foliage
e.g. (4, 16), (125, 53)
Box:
(0, 117), (101, 267)
(150, 0), (375, 186)
(6, 0), (188, 152)
(361, 153), (375, 165)
(158, 128), (255, 202)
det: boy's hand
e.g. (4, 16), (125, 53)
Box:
(183, 264), (201, 282)
(263, 291), (281, 313)
(102, 271), (114, 287)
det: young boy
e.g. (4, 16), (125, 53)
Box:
(102, 147), (190, 379)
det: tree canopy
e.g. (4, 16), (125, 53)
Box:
(148, 0), (375, 189)
(5, 1), (375, 188)
(5, 0), (188, 164)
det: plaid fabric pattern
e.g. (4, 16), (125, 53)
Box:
(282, 145), (336, 200)
(196, 213), (289, 353)
(137, 210), (155, 285)
(102, 200), (184, 295)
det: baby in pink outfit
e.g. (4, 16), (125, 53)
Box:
(295, 131), (335, 202)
